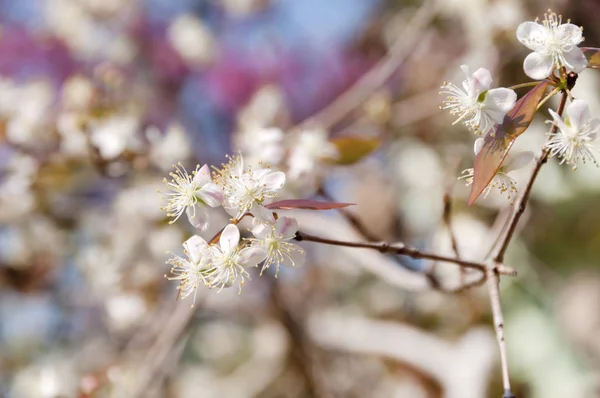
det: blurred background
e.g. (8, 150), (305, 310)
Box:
(2, 0), (600, 397)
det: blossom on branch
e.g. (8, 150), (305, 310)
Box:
(161, 163), (224, 230)
(546, 99), (600, 168)
(440, 65), (517, 135)
(516, 10), (587, 80)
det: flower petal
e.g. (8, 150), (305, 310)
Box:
(183, 235), (209, 264)
(516, 22), (548, 52)
(187, 206), (210, 231)
(587, 119), (600, 140)
(483, 88), (517, 121)
(566, 99), (590, 132)
(275, 217), (298, 239)
(562, 47), (588, 73)
(557, 23), (583, 47)
(239, 247), (267, 268)
(260, 170), (286, 190)
(199, 183), (224, 207)
(251, 204), (275, 223)
(470, 68), (493, 94)
(220, 224), (240, 254)
(523, 52), (554, 80)
(548, 108), (568, 134)
(193, 164), (212, 186)
(503, 151), (534, 173)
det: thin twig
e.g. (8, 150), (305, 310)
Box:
(295, 231), (500, 273)
(299, 0), (438, 130)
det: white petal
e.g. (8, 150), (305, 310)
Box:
(186, 206), (210, 231)
(275, 217), (299, 239)
(251, 222), (271, 239)
(251, 204), (275, 223)
(484, 88), (517, 117)
(503, 151), (534, 172)
(183, 235), (208, 264)
(557, 23), (583, 46)
(238, 247), (267, 268)
(470, 68), (493, 94)
(193, 164), (212, 186)
(548, 109), (569, 134)
(516, 22), (548, 52)
(562, 47), (588, 73)
(588, 119), (600, 139)
(523, 52), (554, 80)
(281, 246), (306, 268)
(220, 224), (240, 254)
(260, 170), (286, 190)
(566, 99), (590, 132)
(474, 138), (484, 155)
(198, 183), (224, 207)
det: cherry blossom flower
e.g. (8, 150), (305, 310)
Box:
(516, 10), (587, 80)
(249, 210), (305, 276)
(161, 163), (224, 229)
(204, 224), (267, 291)
(546, 99), (600, 168)
(460, 138), (534, 201)
(166, 235), (213, 306)
(440, 65), (517, 135)
(214, 155), (286, 219)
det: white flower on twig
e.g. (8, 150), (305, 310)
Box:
(249, 208), (305, 277)
(517, 10), (587, 80)
(205, 224), (267, 291)
(546, 99), (600, 168)
(214, 155), (286, 219)
(161, 163), (224, 229)
(440, 65), (517, 135)
(166, 235), (213, 306)
(460, 138), (534, 201)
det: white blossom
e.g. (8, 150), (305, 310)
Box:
(204, 224), (267, 291)
(546, 99), (600, 168)
(460, 138), (533, 201)
(441, 65), (517, 135)
(516, 10), (587, 80)
(287, 128), (338, 180)
(161, 163), (224, 229)
(166, 235), (213, 306)
(249, 209), (305, 276)
(214, 155), (286, 219)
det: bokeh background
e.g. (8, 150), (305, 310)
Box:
(2, 0), (600, 397)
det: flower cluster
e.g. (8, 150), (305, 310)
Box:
(442, 10), (600, 201)
(162, 155), (305, 303)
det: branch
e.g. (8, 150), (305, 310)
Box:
(295, 231), (497, 273)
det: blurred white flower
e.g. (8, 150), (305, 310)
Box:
(215, 155), (286, 219)
(235, 126), (286, 166)
(205, 224), (267, 291)
(105, 292), (147, 331)
(460, 138), (534, 201)
(147, 124), (193, 171)
(250, 212), (305, 276)
(10, 358), (77, 398)
(162, 163), (224, 229)
(89, 113), (143, 159)
(546, 99), (600, 169)
(167, 14), (215, 66)
(517, 11), (587, 80)
(440, 65), (517, 135)
(61, 75), (95, 111)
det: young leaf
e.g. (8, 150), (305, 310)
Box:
(468, 81), (551, 205)
(266, 199), (355, 210)
(326, 136), (380, 165)
(581, 47), (600, 69)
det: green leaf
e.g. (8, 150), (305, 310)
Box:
(327, 136), (380, 165)
(468, 81), (551, 205)
(266, 199), (355, 210)
(582, 47), (600, 69)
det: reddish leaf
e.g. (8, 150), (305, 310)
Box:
(265, 199), (355, 210)
(582, 47), (600, 69)
(327, 136), (380, 165)
(468, 81), (551, 205)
